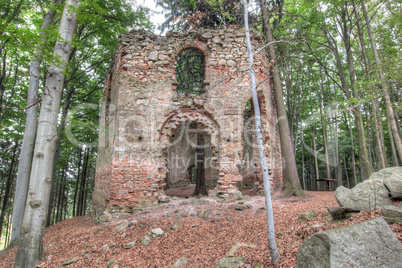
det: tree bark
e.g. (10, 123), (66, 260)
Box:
(78, 148), (89, 215)
(352, 0), (387, 169)
(14, 1), (79, 266)
(46, 84), (74, 225)
(344, 113), (358, 186)
(10, 0), (64, 245)
(309, 90), (320, 191)
(0, 143), (18, 242)
(318, 69), (332, 185)
(73, 147), (83, 217)
(322, 22), (372, 180)
(260, 0), (305, 197)
(388, 122), (399, 166)
(245, 2), (280, 263)
(361, 0), (402, 162)
(340, 8), (372, 179)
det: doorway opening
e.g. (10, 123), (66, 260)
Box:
(164, 122), (218, 197)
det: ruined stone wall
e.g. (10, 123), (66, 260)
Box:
(92, 27), (283, 221)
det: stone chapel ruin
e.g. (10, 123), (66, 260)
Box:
(91, 27), (283, 221)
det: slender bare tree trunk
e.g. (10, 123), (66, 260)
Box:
(78, 148), (90, 215)
(0, 143), (18, 242)
(312, 114), (320, 190)
(318, 69), (331, 184)
(260, 0), (305, 197)
(47, 84), (74, 225)
(244, 3), (280, 263)
(343, 153), (350, 188)
(309, 91), (320, 191)
(322, 22), (372, 180)
(73, 147), (83, 217)
(340, 9), (372, 179)
(351, 0), (387, 169)
(10, 0), (64, 245)
(361, 0), (402, 162)
(388, 122), (399, 166)
(301, 123), (306, 190)
(14, 1), (79, 266)
(345, 113), (358, 186)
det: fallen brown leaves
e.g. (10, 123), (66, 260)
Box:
(0, 191), (400, 268)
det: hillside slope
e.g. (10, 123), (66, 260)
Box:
(1, 191), (400, 267)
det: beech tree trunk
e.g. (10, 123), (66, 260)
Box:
(361, 0), (402, 162)
(47, 84), (74, 225)
(309, 89), (320, 191)
(245, 3), (280, 263)
(351, 0), (387, 169)
(322, 23), (372, 180)
(341, 10), (373, 179)
(73, 147), (83, 217)
(14, 1), (79, 267)
(388, 122), (399, 166)
(10, 0), (64, 245)
(345, 114), (358, 186)
(0, 143), (18, 242)
(78, 148), (90, 215)
(260, 0), (305, 197)
(318, 70), (332, 184)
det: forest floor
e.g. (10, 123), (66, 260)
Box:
(1, 191), (401, 268)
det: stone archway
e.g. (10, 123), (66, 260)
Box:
(160, 110), (221, 153)
(159, 110), (221, 196)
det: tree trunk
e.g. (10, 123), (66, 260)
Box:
(78, 148), (89, 215)
(352, 0), (387, 169)
(260, 0), (305, 197)
(56, 168), (66, 223)
(0, 143), (18, 242)
(365, 106), (374, 168)
(301, 123), (306, 190)
(340, 9), (372, 179)
(245, 2), (280, 263)
(345, 114), (358, 186)
(388, 122), (399, 166)
(322, 22), (372, 180)
(361, 0), (402, 162)
(47, 83), (75, 226)
(310, 92), (320, 191)
(14, 1), (79, 266)
(318, 70), (331, 184)
(10, 0), (64, 245)
(73, 147), (83, 217)
(4, 209), (12, 249)
(343, 153), (350, 189)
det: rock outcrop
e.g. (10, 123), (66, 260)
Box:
(297, 217), (402, 268)
(335, 167), (402, 211)
(381, 205), (402, 224)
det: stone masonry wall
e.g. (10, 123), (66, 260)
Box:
(92, 27), (283, 222)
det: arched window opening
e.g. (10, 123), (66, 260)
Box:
(176, 48), (205, 95)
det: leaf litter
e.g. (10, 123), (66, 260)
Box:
(0, 191), (400, 267)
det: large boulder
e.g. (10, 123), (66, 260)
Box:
(381, 205), (402, 224)
(335, 179), (392, 211)
(369, 167), (402, 181)
(384, 172), (402, 199)
(335, 167), (402, 211)
(297, 217), (402, 268)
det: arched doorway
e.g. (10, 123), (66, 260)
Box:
(159, 111), (220, 197)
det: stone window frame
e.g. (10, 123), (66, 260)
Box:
(176, 48), (206, 96)
(172, 40), (210, 94)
